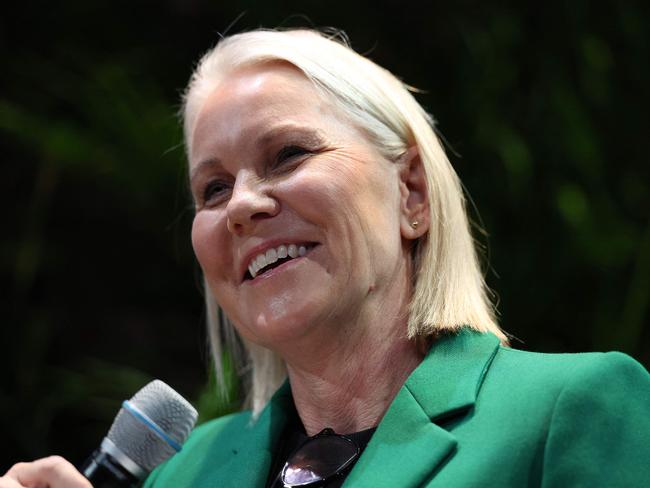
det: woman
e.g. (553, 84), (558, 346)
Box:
(3, 28), (650, 488)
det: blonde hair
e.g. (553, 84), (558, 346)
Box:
(183, 28), (508, 416)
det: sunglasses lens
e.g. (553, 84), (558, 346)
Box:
(282, 434), (359, 486)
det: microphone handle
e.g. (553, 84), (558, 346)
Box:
(80, 448), (141, 488)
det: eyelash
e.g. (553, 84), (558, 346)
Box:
(202, 180), (230, 204)
(199, 145), (312, 205)
(275, 145), (309, 164)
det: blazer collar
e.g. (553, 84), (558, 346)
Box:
(406, 328), (501, 422)
(344, 329), (501, 487)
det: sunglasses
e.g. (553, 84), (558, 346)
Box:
(280, 428), (361, 487)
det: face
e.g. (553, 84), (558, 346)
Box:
(189, 63), (414, 352)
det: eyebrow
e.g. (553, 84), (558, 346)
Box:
(189, 156), (221, 185)
(258, 124), (327, 148)
(189, 124), (327, 183)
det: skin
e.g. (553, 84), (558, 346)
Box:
(190, 63), (430, 435)
(0, 61), (432, 484)
(0, 456), (91, 488)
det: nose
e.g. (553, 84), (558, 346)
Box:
(226, 172), (279, 235)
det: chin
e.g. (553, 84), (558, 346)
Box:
(236, 297), (329, 350)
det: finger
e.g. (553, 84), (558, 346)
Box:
(4, 462), (39, 487)
(0, 472), (27, 488)
(6, 456), (91, 488)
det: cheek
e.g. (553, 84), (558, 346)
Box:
(190, 216), (209, 266)
(191, 212), (227, 275)
(283, 157), (403, 266)
(312, 157), (401, 232)
(284, 156), (390, 222)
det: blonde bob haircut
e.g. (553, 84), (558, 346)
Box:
(183, 28), (508, 416)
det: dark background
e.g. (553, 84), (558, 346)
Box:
(2, 0), (648, 471)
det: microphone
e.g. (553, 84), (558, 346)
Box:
(80, 379), (198, 488)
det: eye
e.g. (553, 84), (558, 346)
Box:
(201, 179), (231, 205)
(274, 145), (310, 168)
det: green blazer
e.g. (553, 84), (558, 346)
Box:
(144, 330), (650, 487)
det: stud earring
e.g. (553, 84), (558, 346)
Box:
(411, 220), (419, 229)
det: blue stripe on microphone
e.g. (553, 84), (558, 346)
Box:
(122, 400), (182, 452)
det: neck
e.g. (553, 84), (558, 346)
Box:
(286, 331), (422, 436)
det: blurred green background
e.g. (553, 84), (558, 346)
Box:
(2, 0), (648, 471)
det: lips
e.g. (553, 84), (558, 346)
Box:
(242, 242), (318, 281)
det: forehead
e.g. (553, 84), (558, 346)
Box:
(189, 63), (340, 166)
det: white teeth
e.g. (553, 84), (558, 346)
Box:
(247, 243), (312, 279)
(266, 248), (278, 264)
(278, 245), (288, 259)
(288, 244), (298, 258)
(256, 254), (267, 270)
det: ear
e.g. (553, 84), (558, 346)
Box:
(398, 146), (430, 240)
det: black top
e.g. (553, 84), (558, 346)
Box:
(266, 406), (376, 488)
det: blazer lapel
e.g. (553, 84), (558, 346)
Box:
(344, 329), (500, 487)
(211, 382), (292, 487)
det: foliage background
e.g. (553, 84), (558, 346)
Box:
(2, 0), (648, 470)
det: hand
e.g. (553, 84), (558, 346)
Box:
(0, 456), (92, 488)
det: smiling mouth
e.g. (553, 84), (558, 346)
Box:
(245, 243), (317, 281)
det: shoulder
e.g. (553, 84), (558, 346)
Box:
(476, 344), (650, 430)
(143, 410), (253, 487)
(487, 346), (650, 485)
(489, 344), (650, 393)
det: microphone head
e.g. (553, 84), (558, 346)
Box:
(106, 380), (198, 473)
